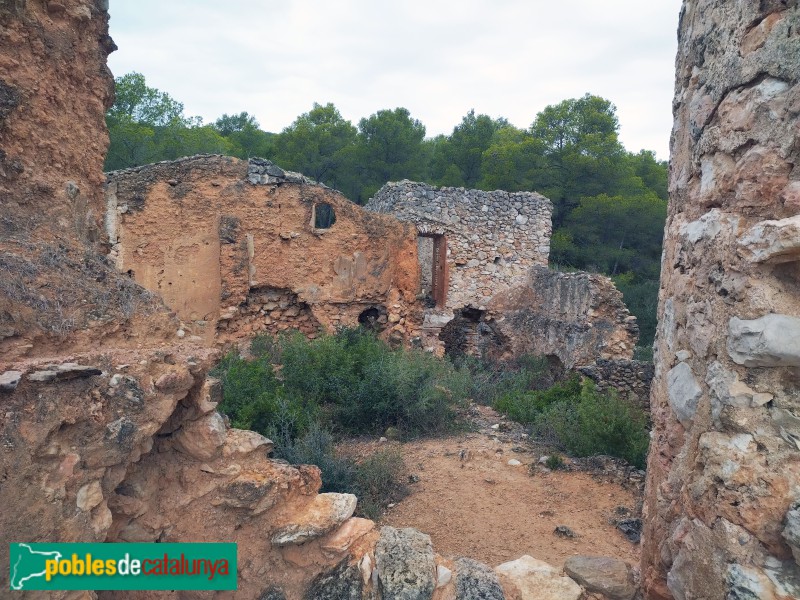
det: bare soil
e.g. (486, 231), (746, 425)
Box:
(342, 404), (642, 569)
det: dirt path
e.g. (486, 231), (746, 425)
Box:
(343, 405), (643, 568)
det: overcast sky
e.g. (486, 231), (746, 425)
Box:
(107, 1), (683, 160)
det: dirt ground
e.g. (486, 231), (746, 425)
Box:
(342, 405), (642, 569)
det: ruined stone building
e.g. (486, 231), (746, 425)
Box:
(105, 156), (422, 347)
(105, 165), (639, 372)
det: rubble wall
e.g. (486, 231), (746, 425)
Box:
(485, 266), (638, 368)
(365, 180), (552, 310)
(106, 156), (422, 346)
(641, 2), (800, 599)
(577, 359), (654, 413)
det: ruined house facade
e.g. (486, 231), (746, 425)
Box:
(642, 2), (800, 599)
(365, 180), (553, 311)
(106, 163), (639, 369)
(105, 157), (422, 347)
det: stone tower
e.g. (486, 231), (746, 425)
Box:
(641, 1), (800, 598)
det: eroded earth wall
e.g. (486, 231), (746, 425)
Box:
(106, 156), (422, 346)
(641, 1), (800, 598)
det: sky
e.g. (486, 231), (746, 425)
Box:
(107, 1), (683, 161)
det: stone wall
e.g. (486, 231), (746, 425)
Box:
(577, 359), (654, 413)
(105, 156), (422, 346)
(642, 2), (800, 599)
(365, 180), (552, 310)
(482, 266), (638, 368)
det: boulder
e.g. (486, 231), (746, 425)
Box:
(271, 493), (357, 547)
(454, 557), (504, 600)
(172, 412), (227, 460)
(495, 555), (582, 600)
(375, 526), (436, 600)
(563, 556), (637, 600)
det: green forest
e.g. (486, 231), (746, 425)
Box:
(106, 72), (667, 351)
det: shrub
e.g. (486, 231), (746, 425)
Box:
(213, 327), (469, 440)
(533, 381), (650, 468)
(354, 448), (407, 520)
(493, 374), (582, 425)
(275, 423), (358, 494)
(275, 424), (406, 519)
(545, 453), (566, 470)
(456, 354), (549, 405)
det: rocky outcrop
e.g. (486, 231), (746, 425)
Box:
(642, 1), (800, 599)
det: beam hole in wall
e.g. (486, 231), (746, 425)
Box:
(313, 203), (336, 229)
(418, 233), (448, 308)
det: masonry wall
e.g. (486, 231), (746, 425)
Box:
(642, 2), (800, 599)
(106, 156), (422, 346)
(365, 181), (552, 310)
(485, 266), (638, 368)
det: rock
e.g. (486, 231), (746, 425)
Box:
(319, 517), (374, 558)
(271, 493), (357, 546)
(728, 315), (800, 367)
(563, 556), (637, 600)
(436, 564), (452, 588)
(304, 558), (362, 600)
(738, 214), (800, 263)
(222, 429), (273, 457)
(454, 557), (504, 600)
(616, 518), (643, 544)
(172, 412), (227, 461)
(76, 481), (103, 512)
(51, 363), (102, 380)
(495, 555), (582, 600)
(667, 362), (702, 427)
(507, 459), (522, 466)
(193, 377), (221, 414)
(28, 370), (57, 382)
(375, 527), (436, 600)
(554, 525), (576, 538)
(0, 370), (22, 391)
(154, 367), (195, 393)
(782, 505), (800, 565)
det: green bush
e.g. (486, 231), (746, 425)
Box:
(493, 374), (582, 425)
(533, 381), (650, 468)
(456, 354), (549, 405)
(275, 424), (406, 519)
(275, 423), (358, 494)
(354, 448), (407, 520)
(213, 327), (468, 440)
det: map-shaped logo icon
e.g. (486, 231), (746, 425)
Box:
(10, 544), (63, 590)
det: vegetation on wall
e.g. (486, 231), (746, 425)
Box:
(106, 72), (667, 348)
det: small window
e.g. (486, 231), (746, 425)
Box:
(313, 203), (336, 229)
